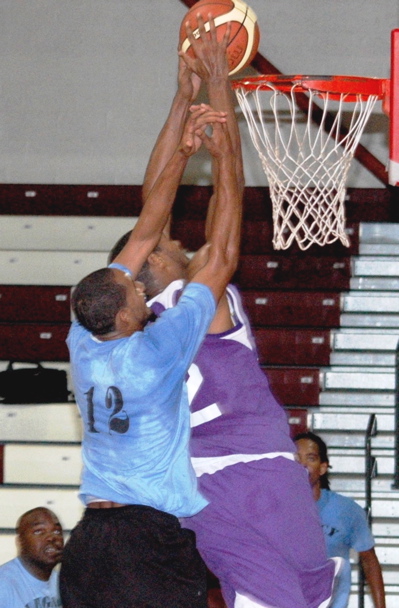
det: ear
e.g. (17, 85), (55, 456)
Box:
(320, 461), (329, 476)
(147, 251), (165, 268)
(115, 306), (130, 329)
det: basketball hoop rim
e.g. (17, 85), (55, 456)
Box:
(231, 74), (389, 101)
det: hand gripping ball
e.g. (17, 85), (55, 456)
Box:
(179, 0), (260, 75)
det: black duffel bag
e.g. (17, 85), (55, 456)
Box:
(0, 362), (70, 404)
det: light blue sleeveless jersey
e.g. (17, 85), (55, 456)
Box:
(68, 282), (215, 517)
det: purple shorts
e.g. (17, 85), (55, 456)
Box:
(182, 457), (335, 608)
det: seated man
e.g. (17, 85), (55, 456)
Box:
(0, 506), (64, 608)
(295, 432), (386, 608)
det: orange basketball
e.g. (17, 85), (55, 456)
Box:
(179, 0), (260, 76)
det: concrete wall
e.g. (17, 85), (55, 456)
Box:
(0, 0), (397, 188)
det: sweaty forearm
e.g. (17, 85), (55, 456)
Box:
(114, 148), (189, 274)
(206, 77), (244, 192)
(139, 148), (190, 239)
(142, 92), (191, 201)
(207, 152), (241, 274)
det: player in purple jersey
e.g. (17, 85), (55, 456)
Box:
(109, 16), (342, 608)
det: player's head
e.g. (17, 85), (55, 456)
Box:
(72, 267), (149, 336)
(294, 431), (330, 490)
(16, 507), (64, 580)
(109, 231), (190, 299)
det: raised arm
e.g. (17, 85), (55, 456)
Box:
(189, 115), (242, 304)
(112, 105), (227, 278)
(142, 57), (201, 206)
(180, 13), (245, 239)
(181, 15), (244, 321)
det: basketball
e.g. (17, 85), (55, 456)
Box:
(179, 0), (260, 76)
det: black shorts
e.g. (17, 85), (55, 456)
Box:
(60, 504), (207, 608)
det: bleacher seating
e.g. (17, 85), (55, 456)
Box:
(0, 185), (398, 606)
(240, 290), (341, 327)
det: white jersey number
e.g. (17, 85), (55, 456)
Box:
(187, 363), (222, 428)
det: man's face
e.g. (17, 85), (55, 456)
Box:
(157, 235), (190, 279)
(295, 438), (328, 488)
(18, 509), (64, 570)
(118, 272), (151, 329)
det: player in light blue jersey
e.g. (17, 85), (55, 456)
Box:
(60, 19), (244, 608)
(295, 432), (386, 608)
(108, 15), (342, 608)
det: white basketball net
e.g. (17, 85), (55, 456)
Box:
(235, 83), (379, 250)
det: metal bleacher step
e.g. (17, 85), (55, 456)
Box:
(341, 292), (399, 312)
(331, 479), (399, 606)
(339, 491), (399, 514)
(360, 243), (399, 255)
(351, 276), (399, 290)
(329, 327), (399, 365)
(374, 545), (399, 566)
(1, 443), (82, 486)
(350, 227), (399, 298)
(322, 367), (395, 391)
(351, 490), (399, 521)
(330, 476), (395, 493)
(317, 432), (394, 450)
(338, 491), (399, 523)
(349, 578), (399, 608)
(319, 390), (395, 408)
(0, 533), (20, 565)
(327, 448), (395, 476)
(0, 215), (136, 253)
(331, 329), (399, 350)
(311, 407), (395, 429)
(372, 522), (399, 539)
(352, 256), (399, 279)
(340, 313), (399, 328)
(348, 591), (399, 608)
(330, 352), (396, 366)
(0, 486), (84, 530)
(0, 250), (106, 286)
(0, 360), (71, 373)
(359, 222), (399, 246)
(339, 290), (399, 326)
(0, 402), (82, 443)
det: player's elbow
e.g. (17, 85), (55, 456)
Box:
(214, 242), (239, 277)
(226, 242), (240, 274)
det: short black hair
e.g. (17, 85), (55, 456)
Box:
(72, 268), (126, 335)
(294, 431), (331, 490)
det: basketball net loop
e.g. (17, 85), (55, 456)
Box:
(234, 82), (380, 250)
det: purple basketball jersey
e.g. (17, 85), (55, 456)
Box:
(150, 282), (336, 608)
(149, 281), (294, 457)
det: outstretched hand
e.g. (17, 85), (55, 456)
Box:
(179, 14), (230, 82)
(179, 104), (227, 157)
